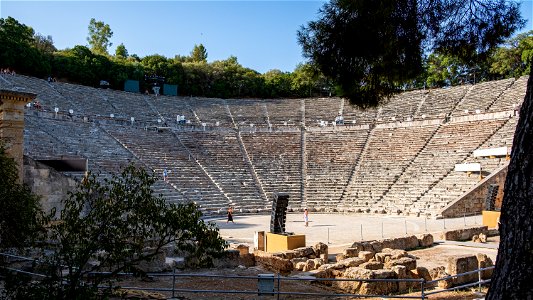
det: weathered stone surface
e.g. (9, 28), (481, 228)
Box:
(416, 234), (434, 248)
(350, 242), (374, 252)
(235, 244), (249, 255)
(293, 246), (315, 258)
(213, 250), (240, 268)
(303, 259), (316, 272)
(360, 261), (384, 270)
(411, 267), (432, 282)
(238, 253), (255, 267)
(319, 253), (329, 262)
(380, 236), (419, 251)
(439, 226), (488, 241)
(318, 263), (345, 271)
(335, 253), (346, 262)
(389, 249), (409, 260)
(476, 253), (494, 280)
(314, 242), (328, 258)
(336, 267), (398, 295)
(290, 257), (308, 268)
(343, 247), (359, 258)
(358, 251), (375, 261)
(314, 268), (335, 281)
(446, 255), (478, 285)
(254, 250), (272, 257)
(339, 257), (366, 268)
(375, 252), (391, 263)
(313, 258), (325, 268)
(430, 266), (452, 289)
(255, 251), (293, 275)
(295, 261), (306, 271)
(369, 241), (383, 253)
(473, 232), (490, 243)
(392, 265), (408, 292)
(384, 257), (417, 271)
(283, 250), (298, 260)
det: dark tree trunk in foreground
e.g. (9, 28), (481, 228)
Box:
(487, 67), (533, 299)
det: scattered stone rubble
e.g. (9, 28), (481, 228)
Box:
(223, 233), (493, 295)
(128, 231), (493, 296)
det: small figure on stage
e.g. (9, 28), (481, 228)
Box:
(227, 206), (234, 223)
(303, 208), (309, 227)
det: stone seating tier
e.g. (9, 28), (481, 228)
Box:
(12, 74), (528, 216)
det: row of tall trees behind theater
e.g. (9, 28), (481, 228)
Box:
(1, 16), (532, 100)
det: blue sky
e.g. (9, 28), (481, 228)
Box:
(1, 1), (532, 74)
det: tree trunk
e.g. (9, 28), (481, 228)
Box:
(486, 67), (533, 299)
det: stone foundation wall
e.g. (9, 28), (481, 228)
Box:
(441, 164), (508, 218)
(438, 226), (488, 241)
(23, 156), (77, 217)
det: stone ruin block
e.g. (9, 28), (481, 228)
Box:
(290, 257), (307, 268)
(392, 265), (408, 292)
(375, 252), (392, 263)
(446, 255), (479, 285)
(343, 247), (359, 258)
(430, 266), (453, 289)
(313, 242), (328, 255)
(293, 246), (315, 258)
(235, 244), (249, 255)
(213, 250), (240, 268)
(382, 248), (409, 260)
(239, 253), (255, 267)
(338, 257), (366, 268)
(350, 241), (374, 252)
(472, 233), (487, 243)
(439, 226), (488, 241)
(358, 251), (375, 261)
(360, 261), (384, 270)
(476, 253), (494, 280)
(380, 236), (419, 251)
(254, 250), (293, 275)
(335, 267), (398, 295)
(384, 257), (417, 271)
(416, 234), (434, 248)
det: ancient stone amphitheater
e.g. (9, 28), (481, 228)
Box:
(1, 74), (528, 218)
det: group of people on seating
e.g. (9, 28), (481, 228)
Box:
(1, 68), (16, 75)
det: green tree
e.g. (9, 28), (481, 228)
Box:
(190, 43), (208, 63)
(87, 18), (113, 55)
(291, 63), (332, 97)
(0, 143), (46, 250)
(32, 33), (56, 54)
(263, 69), (294, 98)
(115, 43), (128, 59)
(298, 0), (523, 107)
(490, 30), (533, 78)
(6, 164), (226, 299)
(0, 17), (50, 76)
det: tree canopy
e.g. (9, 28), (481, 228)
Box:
(190, 43), (208, 63)
(298, 0), (524, 107)
(87, 18), (113, 55)
(1, 15), (530, 100)
(3, 164), (226, 299)
(0, 144), (46, 250)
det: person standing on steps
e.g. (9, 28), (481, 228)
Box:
(227, 207), (234, 223)
(163, 168), (168, 182)
(303, 208), (309, 227)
